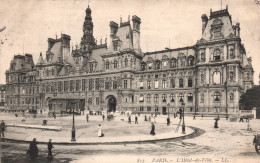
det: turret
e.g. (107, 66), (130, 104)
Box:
(109, 21), (118, 39)
(132, 15), (141, 53)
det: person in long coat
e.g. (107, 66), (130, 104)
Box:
(128, 116), (131, 124)
(135, 115), (138, 124)
(150, 122), (156, 136)
(29, 138), (38, 161)
(1, 120), (5, 137)
(98, 124), (104, 137)
(47, 139), (54, 160)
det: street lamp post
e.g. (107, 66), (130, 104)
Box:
(71, 101), (76, 141)
(167, 103), (170, 118)
(181, 102), (186, 134)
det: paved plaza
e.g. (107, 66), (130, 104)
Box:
(0, 112), (259, 163)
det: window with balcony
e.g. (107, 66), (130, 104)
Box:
(162, 94), (167, 102)
(154, 94), (159, 103)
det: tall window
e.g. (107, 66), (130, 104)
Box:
(201, 74), (204, 84)
(96, 98), (99, 105)
(147, 106), (151, 111)
(82, 79), (86, 91)
(58, 81), (62, 92)
(95, 78), (99, 90)
(130, 80), (133, 89)
(214, 92), (221, 101)
(125, 58), (128, 67)
(105, 82), (110, 90)
(90, 63), (94, 72)
(162, 94), (167, 102)
(113, 81), (117, 89)
(188, 93), (193, 102)
(213, 71), (221, 85)
(140, 107), (144, 111)
(88, 98), (92, 105)
(114, 60), (118, 68)
(70, 80), (74, 92)
(170, 59), (176, 68)
(179, 93), (184, 102)
(123, 80), (127, 89)
(141, 62), (146, 71)
(162, 80), (167, 89)
(147, 94), (151, 103)
(155, 60), (161, 70)
(154, 94), (159, 103)
(213, 49), (221, 61)
(179, 79), (184, 88)
(139, 94), (144, 102)
(140, 81), (144, 89)
(154, 80), (159, 89)
(147, 81), (151, 89)
(188, 57), (194, 66)
(170, 78), (175, 88)
(76, 80), (80, 91)
(188, 78), (192, 87)
(105, 61), (110, 69)
(214, 28), (221, 38)
(170, 94), (175, 102)
(64, 81), (68, 92)
(89, 79), (93, 90)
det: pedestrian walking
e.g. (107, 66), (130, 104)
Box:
(239, 117), (244, 122)
(148, 116), (151, 122)
(193, 114), (196, 120)
(167, 117), (170, 126)
(247, 121), (252, 131)
(150, 122), (156, 136)
(98, 124), (104, 137)
(47, 139), (54, 160)
(0, 120), (5, 138)
(86, 114), (89, 122)
(144, 115), (147, 121)
(214, 118), (219, 128)
(128, 116), (131, 124)
(28, 138), (38, 161)
(135, 115), (138, 124)
(201, 114), (204, 120)
(102, 114), (105, 121)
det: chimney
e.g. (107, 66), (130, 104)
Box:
(48, 38), (56, 50)
(132, 15), (141, 53)
(201, 14), (208, 35)
(109, 21), (119, 39)
(61, 34), (71, 62)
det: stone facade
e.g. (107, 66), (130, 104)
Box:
(5, 5), (254, 115)
(0, 84), (6, 107)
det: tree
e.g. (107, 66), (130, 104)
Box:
(239, 86), (260, 110)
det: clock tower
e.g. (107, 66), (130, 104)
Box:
(81, 5), (96, 52)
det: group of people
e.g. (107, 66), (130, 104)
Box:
(27, 138), (54, 161)
(0, 120), (5, 138)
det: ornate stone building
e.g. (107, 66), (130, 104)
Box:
(5, 5), (254, 115)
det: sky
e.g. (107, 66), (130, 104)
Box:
(0, 0), (260, 84)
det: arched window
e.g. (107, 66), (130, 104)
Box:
(147, 94), (151, 102)
(179, 93), (184, 102)
(170, 94), (175, 102)
(105, 61), (110, 69)
(139, 94), (144, 102)
(114, 60), (118, 68)
(213, 71), (221, 84)
(188, 93), (193, 102)
(141, 62), (146, 71)
(213, 49), (221, 61)
(155, 60), (161, 70)
(188, 56), (194, 66)
(154, 94), (159, 102)
(214, 92), (221, 101)
(162, 94), (167, 102)
(170, 58), (177, 68)
(214, 28), (221, 38)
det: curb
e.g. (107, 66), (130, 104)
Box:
(0, 126), (199, 145)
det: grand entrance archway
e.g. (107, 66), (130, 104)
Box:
(106, 95), (117, 112)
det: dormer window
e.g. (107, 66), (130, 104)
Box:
(214, 28), (221, 38)
(105, 61), (110, 69)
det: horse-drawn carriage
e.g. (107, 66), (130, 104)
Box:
(253, 134), (260, 154)
(229, 113), (254, 122)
